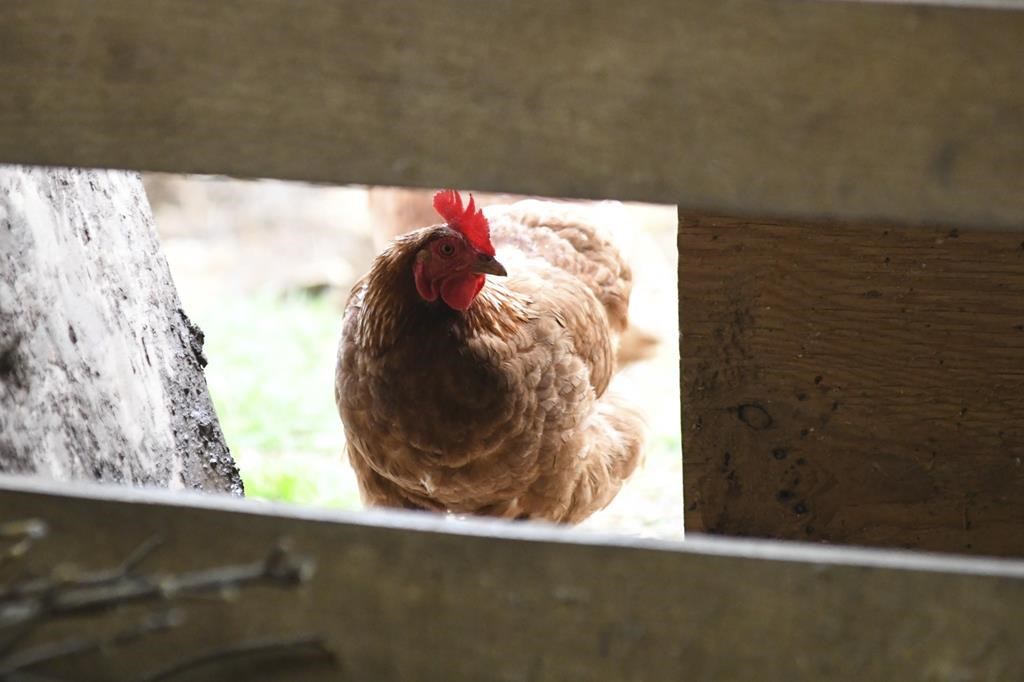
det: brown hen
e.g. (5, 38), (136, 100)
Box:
(335, 190), (645, 523)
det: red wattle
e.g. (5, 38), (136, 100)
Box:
(440, 274), (485, 311)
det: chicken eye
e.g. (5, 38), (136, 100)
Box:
(439, 242), (456, 257)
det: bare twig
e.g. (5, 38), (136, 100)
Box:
(4, 671), (77, 682)
(1, 542), (313, 629)
(0, 535), (162, 603)
(69, 535), (164, 588)
(0, 531), (328, 681)
(135, 633), (335, 682)
(0, 609), (183, 678)
(0, 522), (47, 570)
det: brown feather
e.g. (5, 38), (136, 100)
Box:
(335, 200), (645, 522)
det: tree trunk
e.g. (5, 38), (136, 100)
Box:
(0, 165), (242, 494)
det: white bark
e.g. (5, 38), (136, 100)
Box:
(0, 165), (241, 493)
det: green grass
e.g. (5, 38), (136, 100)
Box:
(200, 291), (341, 454)
(188, 290), (358, 508)
(237, 450), (361, 509)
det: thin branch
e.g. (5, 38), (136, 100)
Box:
(0, 609), (182, 678)
(135, 633), (335, 682)
(0, 532), (328, 681)
(68, 535), (164, 588)
(1, 542), (314, 629)
(0, 535), (162, 603)
(5, 671), (77, 682)
(0, 522), (47, 570)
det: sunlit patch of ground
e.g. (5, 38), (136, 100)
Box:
(149, 176), (682, 538)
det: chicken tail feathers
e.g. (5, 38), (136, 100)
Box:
(616, 324), (661, 367)
(561, 396), (647, 523)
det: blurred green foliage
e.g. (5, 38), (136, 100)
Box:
(193, 291), (358, 508)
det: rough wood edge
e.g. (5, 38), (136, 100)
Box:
(2, 0), (1023, 228)
(4, 474), (1024, 577)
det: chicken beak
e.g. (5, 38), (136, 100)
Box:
(473, 254), (508, 277)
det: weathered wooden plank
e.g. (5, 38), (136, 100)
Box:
(2, 0), (1023, 228)
(1, 475), (1023, 681)
(680, 212), (1024, 556)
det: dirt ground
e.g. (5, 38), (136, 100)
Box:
(145, 175), (683, 538)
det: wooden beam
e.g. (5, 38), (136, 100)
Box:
(1, 475), (1023, 680)
(1, 0), (1023, 228)
(680, 212), (1024, 556)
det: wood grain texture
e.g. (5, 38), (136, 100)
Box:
(1, 0), (1024, 228)
(680, 212), (1024, 556)
(2, 475), (1024, 681)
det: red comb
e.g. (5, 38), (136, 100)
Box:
(432, 189), (495, 257)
